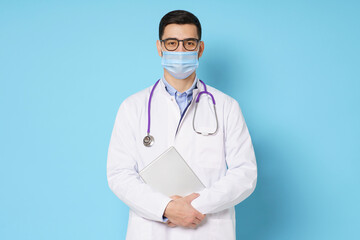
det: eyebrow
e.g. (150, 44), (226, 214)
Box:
(162, 38), (198, 40)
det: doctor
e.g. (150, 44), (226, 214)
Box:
(107, 10), (257, 240)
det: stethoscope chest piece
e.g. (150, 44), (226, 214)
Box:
(143, 134), (154, 147)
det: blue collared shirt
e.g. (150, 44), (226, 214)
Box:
(161, 76), (198, 118)
(161, 76), (198, 223)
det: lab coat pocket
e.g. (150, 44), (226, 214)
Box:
(195, 134), (223, 169)
(195, 218), (234, 240)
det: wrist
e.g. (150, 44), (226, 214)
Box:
(163, 200), (174, 218)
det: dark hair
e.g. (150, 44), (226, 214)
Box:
(159, 10), (202, 40)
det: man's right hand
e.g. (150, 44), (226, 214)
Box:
(164, 193), (205, 228)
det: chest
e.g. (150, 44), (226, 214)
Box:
(132, 92), (227, 186)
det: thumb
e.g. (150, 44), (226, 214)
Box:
(184, 193), (200, 203)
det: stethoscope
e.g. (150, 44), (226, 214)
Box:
(143, 79), (218, 147)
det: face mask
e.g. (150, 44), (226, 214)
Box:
(161, 51), (199, 79)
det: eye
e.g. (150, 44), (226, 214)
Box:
(166, 40), (177, 46)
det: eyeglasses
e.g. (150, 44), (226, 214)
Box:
(161, 38), (200, 51)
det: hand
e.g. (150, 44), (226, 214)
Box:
(164, 193), (205, 229)
(166, 195), (182, 228)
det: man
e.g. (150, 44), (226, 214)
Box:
(107, 10), (257, 240)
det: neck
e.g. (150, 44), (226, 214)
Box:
(163, 70), (196, 93)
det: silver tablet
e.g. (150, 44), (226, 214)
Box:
(139, 146), (205, 197)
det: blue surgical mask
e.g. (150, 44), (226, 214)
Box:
(161, 51), (199, 79)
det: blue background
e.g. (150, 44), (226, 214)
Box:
(1, 0), (359, 239)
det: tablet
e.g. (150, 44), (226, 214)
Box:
(139, 146), (205, 197)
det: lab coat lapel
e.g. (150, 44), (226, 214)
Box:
(174, 79), (204, 137)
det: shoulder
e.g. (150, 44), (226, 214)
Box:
(122, 86), (151, 107)
(115, 85), (153, 118)
(203, 84), (245, 123)
(203, 85), (248, 132)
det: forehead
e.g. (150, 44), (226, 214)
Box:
(162, 24), (198, 39)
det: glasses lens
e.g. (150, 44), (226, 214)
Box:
(164, 39), (178, 51)
(183, 39), (198, 51)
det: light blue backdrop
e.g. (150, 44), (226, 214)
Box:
(1, 0), (359, 239)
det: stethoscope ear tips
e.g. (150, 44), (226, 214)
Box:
(143, 134), (154, 147)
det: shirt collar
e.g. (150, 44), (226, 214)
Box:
(161, 75), (198, 96)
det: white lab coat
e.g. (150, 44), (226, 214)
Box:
(107, 78), (257, 240)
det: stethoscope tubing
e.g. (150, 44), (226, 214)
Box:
(147, 79), (160, 135)
(144, 79), (218, 146)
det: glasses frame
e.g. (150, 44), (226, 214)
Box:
(160, 38), (200, 51)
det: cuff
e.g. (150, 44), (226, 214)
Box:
(190, 189), (208, 214)
(157, 198), (172, 222)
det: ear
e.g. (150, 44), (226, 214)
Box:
(156, 40), (163, 57)
(198, 41), (205, 58)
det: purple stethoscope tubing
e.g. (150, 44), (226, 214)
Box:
(193, 80), (218, 136)
(143, 79), (218, 147)
(143, 80), (160, 147)
(147, 80), (160, 134)
(196, 80), (216, 104)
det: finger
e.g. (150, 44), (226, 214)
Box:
(195, 215), (205, 224)
(170, 195), (182, 200)
(196, 214), (205, 223)
(167, 222), (177, 228)
(189, 223), (197, 229)
(193, 210), (205, 221)
(185, 193), (200, 202)
(193, 218), (201, 225)
(170, 195), (181, 198)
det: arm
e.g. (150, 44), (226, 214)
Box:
(107, 101), (172, 222)
(191, 99), (257, 214)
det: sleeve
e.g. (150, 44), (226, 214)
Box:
(190, 98), (257, 214)
(107, 101), (172, 222)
